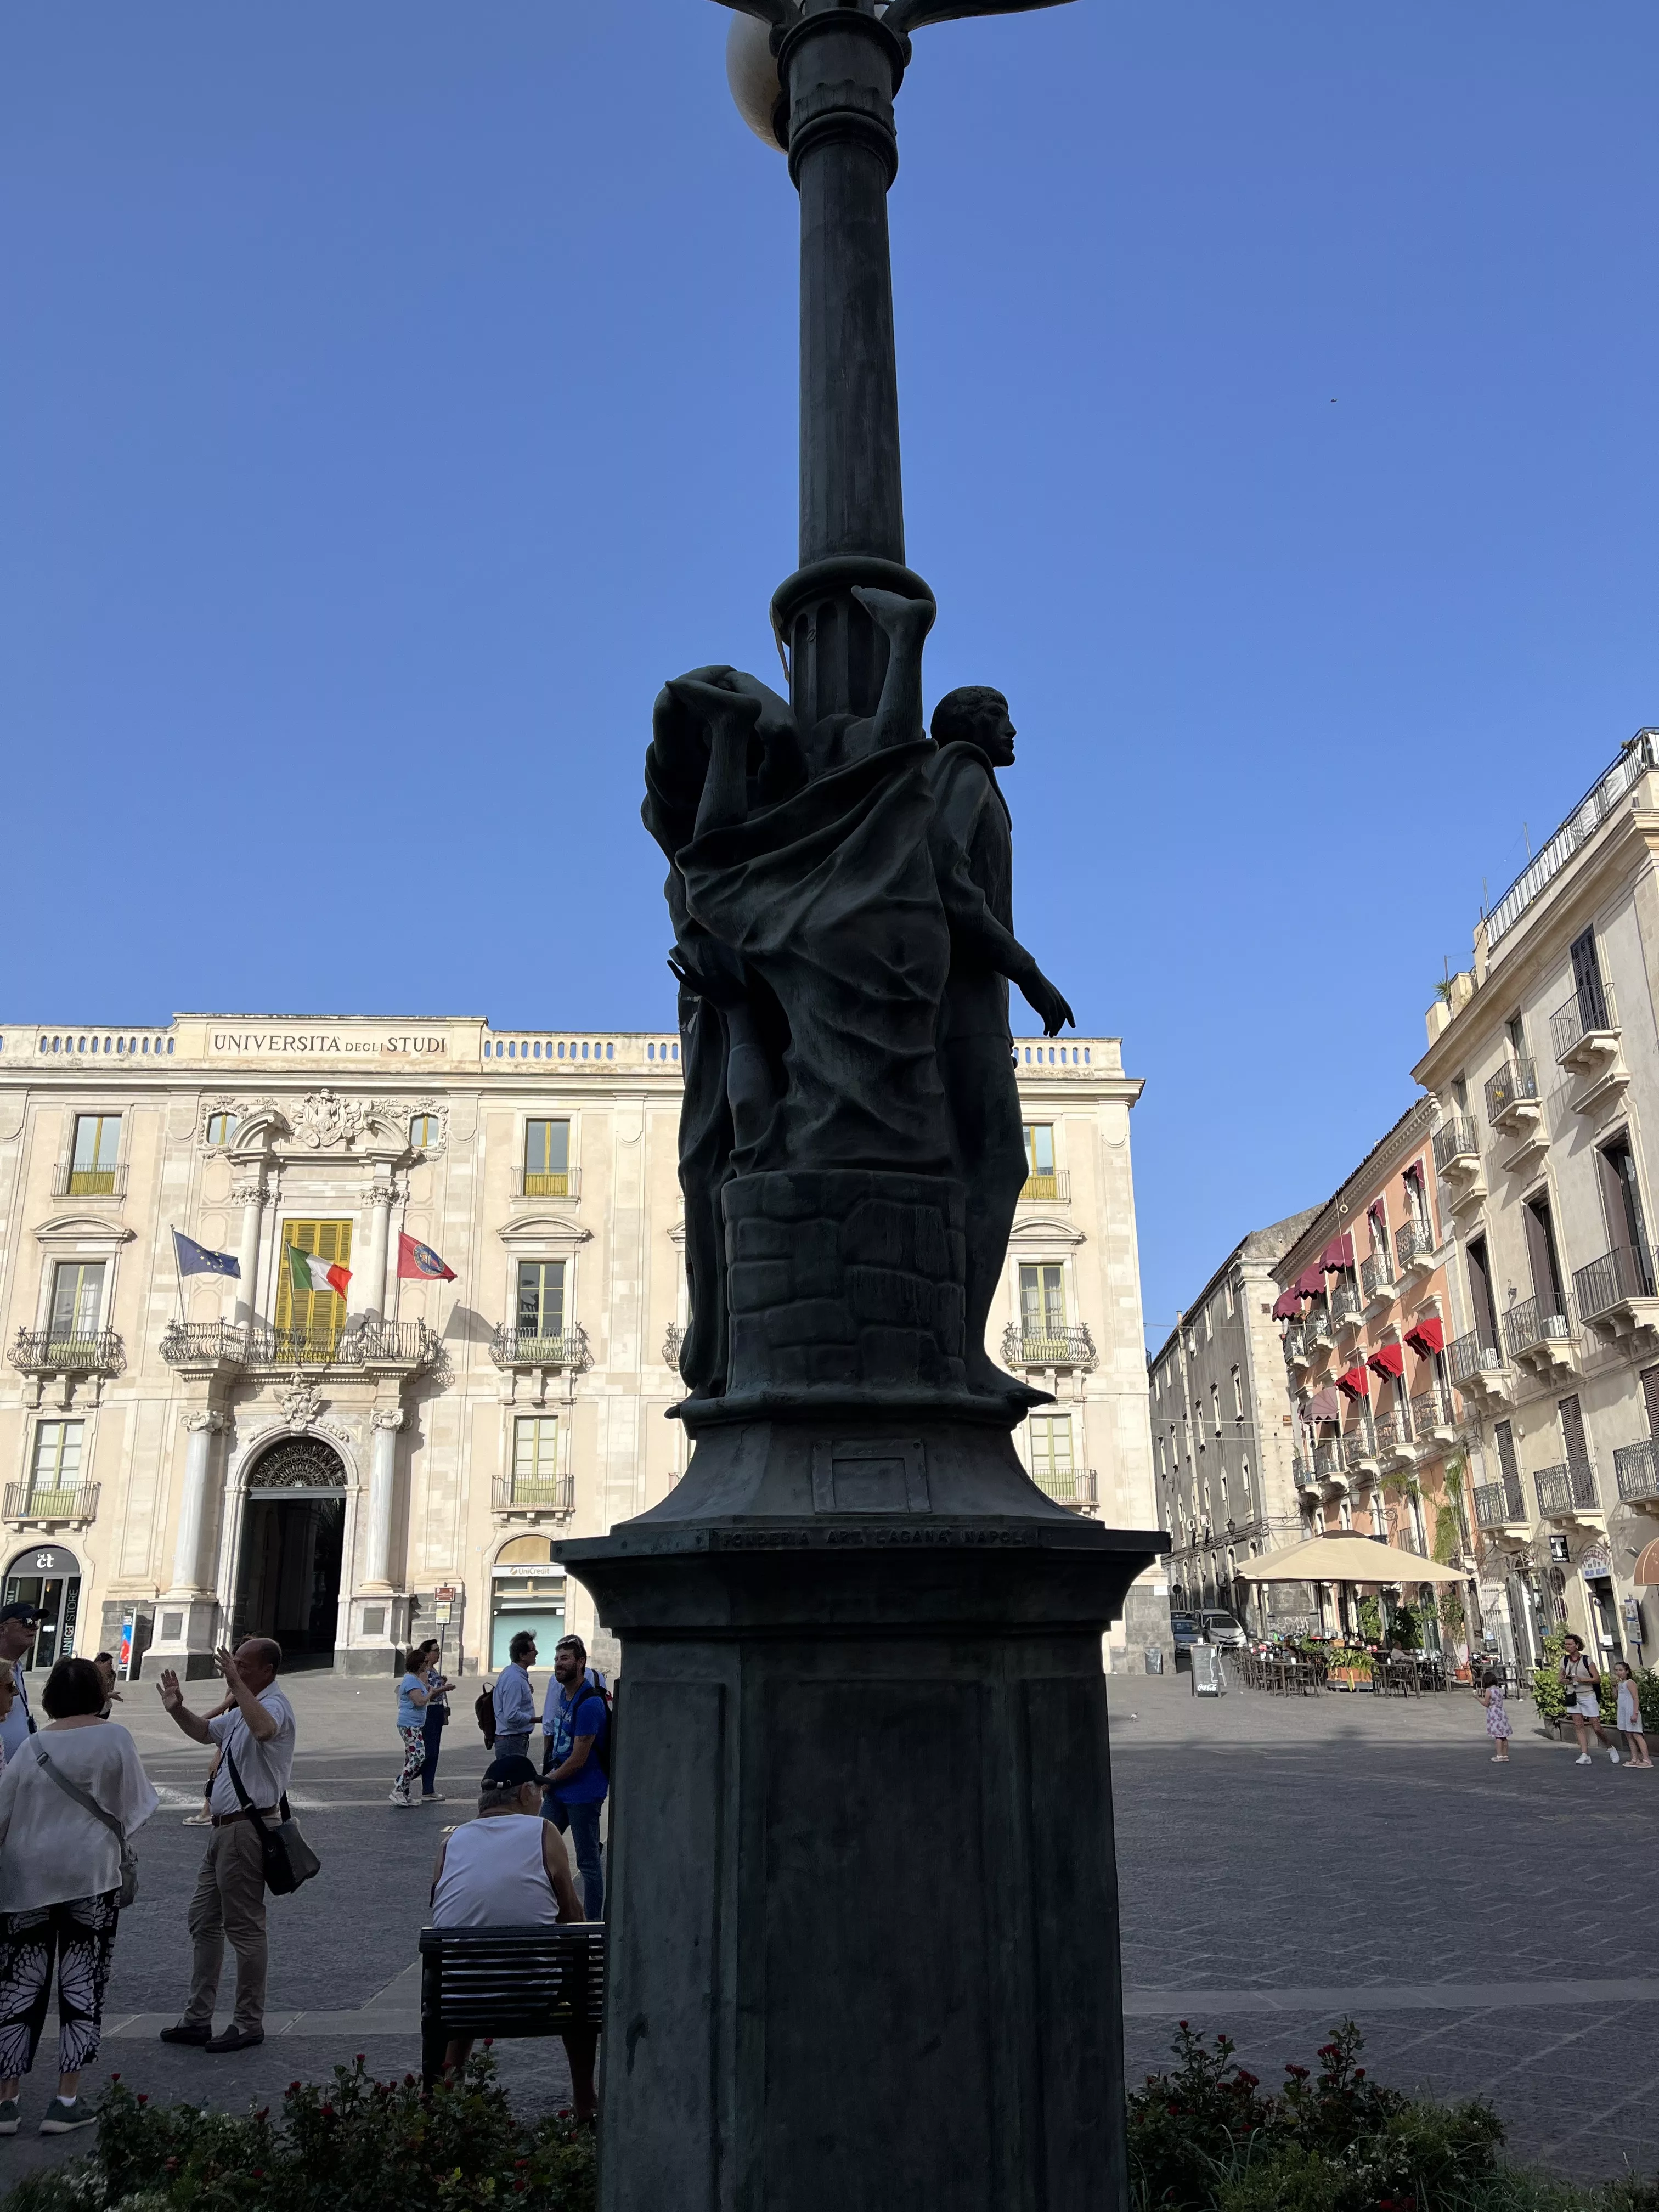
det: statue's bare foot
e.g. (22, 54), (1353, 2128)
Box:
(666, 678), (765, 736)
(851, 585), (935, 653)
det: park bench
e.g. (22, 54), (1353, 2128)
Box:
(419, 1923), (605, 2087)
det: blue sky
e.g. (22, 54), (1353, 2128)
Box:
(5, 3), (1658, 1348)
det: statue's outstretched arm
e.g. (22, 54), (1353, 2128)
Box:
(667, 679), (766, 839)
(851, 587), (936, 755)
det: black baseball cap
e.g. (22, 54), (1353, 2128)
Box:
(481, 1754), (540, 1789)
(0, 1604), (41, 1626)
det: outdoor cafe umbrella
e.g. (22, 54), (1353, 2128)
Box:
(1235, 1533), (1465, 1585)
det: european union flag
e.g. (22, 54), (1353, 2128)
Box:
(173, 1229), (239, 1279)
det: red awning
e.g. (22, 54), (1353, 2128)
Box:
(1321, 1232), (1355, 1271)
(1272, 1288), (1301, 1321)
(1305, 1385), (1343, 1423)
(1336, 1364), (1370, 1400)
(1367, 1342), (1406, 1379)
(1294, 1263), (1326, 1299)
(1404, 1315), (1446, 1357)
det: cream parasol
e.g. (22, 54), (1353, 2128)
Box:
(1234, 1532), (1464, 1584)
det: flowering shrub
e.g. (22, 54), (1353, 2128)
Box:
(0, 2054), (594, 2212)
(1124, 2019), (1659, 2210)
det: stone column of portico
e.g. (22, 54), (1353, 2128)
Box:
(168, 1409), (227, 1597)
(230, 1175), (266, 1330)
(362, 1406), (404, 1595)
(364, 1178), (397, 1320)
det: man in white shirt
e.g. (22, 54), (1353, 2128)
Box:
(155, 1639), (296, 2053)
(0, 1606), (41, 1767)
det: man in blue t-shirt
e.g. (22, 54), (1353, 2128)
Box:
(541, 1635), (607, 1921)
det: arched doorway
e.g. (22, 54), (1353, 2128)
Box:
(2, 1544), (81, 1671)
(233, 1437), (347, 1668)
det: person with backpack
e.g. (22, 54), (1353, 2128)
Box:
(540, 1636), (607, 1921)
(1561, 1633), (1621, 1766)
(492, 1634), (538, 1765)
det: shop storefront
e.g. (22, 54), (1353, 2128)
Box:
(2, 1543), (82, 1671)
(489, 1536), (566, 1669)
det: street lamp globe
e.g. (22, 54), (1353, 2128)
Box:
(725, 12), (785, 150)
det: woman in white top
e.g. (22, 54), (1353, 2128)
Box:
(0, 1656), (157, 2137)
(1613, 1659), (1654, 1769)
(428, 1753), (596, 2119)
(1561, 1634), (1621, 1765)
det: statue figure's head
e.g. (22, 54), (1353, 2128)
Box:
(931, 685), (1015, 766)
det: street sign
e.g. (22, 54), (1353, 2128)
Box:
(1549, 1534), (1571, 1563)
(436, 1584), (456, 1601)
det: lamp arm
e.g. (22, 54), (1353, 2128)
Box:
(882, 0), (1072, 33)
(708, 0), (795, 27)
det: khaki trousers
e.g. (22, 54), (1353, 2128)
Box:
(184, 1820), (269, 2031)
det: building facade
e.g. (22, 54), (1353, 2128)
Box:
(1269, 1109), (1483, 1650)
(1147, 1209), (1315, 1626)
(0, 1014), (1156, 1678)
(1414, 726), (1659, 1672)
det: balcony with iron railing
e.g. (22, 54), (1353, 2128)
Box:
(1314, 1438), (1343, 1480)
(1484, 1058), (1542, 1131)
(1371, 1410), (1413, 1468)
(1360, 1251), (1394, 1306)
(1304, 1302), (1334, 1350)
(2, 1480), (100, 1528)
(1002, 1323), (1097, 1371)
(1615, 1438), (1659, 1505)
(510, 1167), (582, 1201)
(1019, 1171), (1070, 1204)
(1408, 1386), (1455, 1447)
(1283, 1319), (1308, 1368)
(491, 1472), (576, 1518)
(1474, 1474), (1525, 1527)
(1572, 1241), (1658, 1333)
(50, 1161), (127, 1200)
(10, 1329), (125, 1379)
(1331, 1280), (1364, 1331)
(1432, 1117), (1481, 1177)
(1486, 727), (1659, 947)
(1394, 1220), (1437, 1279)
(1342, 1429), (1378, 1475)
(1503, 1293), (1577, 1367)
(1551, 978), (1618, 1065)
(1536, 1460), (1599, 1518)
(490, 1324), (593, 1373)
(1291, 1453), (1316, 1488)
(159, 1318), (438, 1373)
(1448, 1328), (1506, 1390)
(1034, 1464), (1097, 1510)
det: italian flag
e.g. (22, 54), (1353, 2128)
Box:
(286, 1244), (352, 1300)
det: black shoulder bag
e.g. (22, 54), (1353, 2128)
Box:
(224, 1744), (321, 1897)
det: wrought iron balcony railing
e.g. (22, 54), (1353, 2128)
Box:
(1474, 1474), (1525, 1526)
(10, 1329), (125, 1378)
(159, 1319), (438, 1370)
(1314, 1439), (1342, 1479)
(1485, 1058), (1541, 1127)
(1615, 1438), (1659, 1505)
(1536, 1460), (1599, 1517)
(1572, 1241), (1658, 1322)
(1342, 1430), (1376, 1472)
(1019, 1171), (1070, 1203)
(1372, 1410), (1408, 1458)
(2, 1480), (100, 1525)
(1361, 1251), (1393, 1302)
(1305, 1302), (1334, 1346)
(1001, 1324), (1097, 1370)
(1283, 1320), (1307, 1364)
(1409, 1387), (1453, 1441)
(1394, 1220), (1437, 1274)
(1503, 1293), (1575, 1361)
(491, 1474), (575, 1514)
(1034, 1464), (1097, 1508)
(1448, 1328), (1505, 1386)
(490, 1325), (592, 1373)
(1432, 1117), (1480, 1174)
(51, 1162), (127, 1200)
(1551, 978), (1618, 1063)
(1331, 1280), (1363, 1329)
(511, 1167), (580, 1201)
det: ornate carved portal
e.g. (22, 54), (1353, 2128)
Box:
(245, 1435), (347, 1492)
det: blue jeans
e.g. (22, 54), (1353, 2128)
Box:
(544, 1795), (604, 1922)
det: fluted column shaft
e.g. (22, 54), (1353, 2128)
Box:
(171, 1411), (225, 1594)
(363, 1407), (404, 1593)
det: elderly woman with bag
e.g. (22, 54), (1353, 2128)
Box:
(0, 1656), (157, 2137)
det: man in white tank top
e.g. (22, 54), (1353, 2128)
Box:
(429, 1755), (596, 2119)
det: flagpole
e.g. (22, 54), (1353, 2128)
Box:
(171, 1229), (187, 1323)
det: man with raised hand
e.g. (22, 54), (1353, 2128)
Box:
(155, 1639), (296, 2053)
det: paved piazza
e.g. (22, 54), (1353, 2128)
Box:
(4, 1668), (1655, 2187)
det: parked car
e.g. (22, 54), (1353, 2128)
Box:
(1169, 1612), (1202, 1649)
(1198, 1610), (1246, 1650)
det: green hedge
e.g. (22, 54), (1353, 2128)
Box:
(0, 2055), (594, 2212)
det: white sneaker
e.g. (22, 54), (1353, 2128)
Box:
(1610, 1747), (1623, 1764)
(388, 1790), (414, 1807)
(1576, 1753), (1593, 1764)
(0, 2099), (19, 2137)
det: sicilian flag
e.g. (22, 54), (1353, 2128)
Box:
(397, 1232), (456, 1283)
(173, 1229), (239, 1279)
(286, 1243), (352, 1300)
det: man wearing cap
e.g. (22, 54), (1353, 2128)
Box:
(428, 1754), (597, 2120)
(0, 1606), (41, 1767)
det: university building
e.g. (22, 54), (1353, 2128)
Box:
(0, 1013), (1158, 1678)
